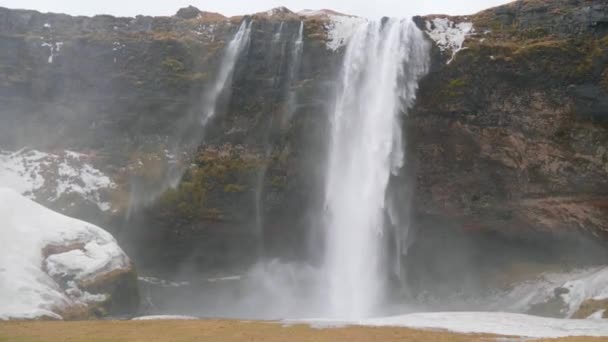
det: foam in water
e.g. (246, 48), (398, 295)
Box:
(322, 18), (430, 319)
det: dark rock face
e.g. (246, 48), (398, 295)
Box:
(406, 0), (608, 295)
(473, 0), (608, 37)
(411, 0), (608, 237)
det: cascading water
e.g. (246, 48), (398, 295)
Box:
(127, 20), (252, 217)
(322, 18), (430, 319)
(253, 21), (305, 257)
(201, 20), (252, 126)
(283, 21), (304, 125)
(273, 21), (285, 43)
(167, 20), (251, 187)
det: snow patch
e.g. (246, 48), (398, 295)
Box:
(494, 267), (608, 318)
(206, 275), (242, 283)
(324, 15), (367, 51)
(112, 42), (126, 63)
(298, 9), (326, 17)
(298, 9), (345, 17)
(587, 310), (606, 320)
(363, 312), (608, 338)
(425, 18), (474, 64)
(0, 149), (115, 211)
(40, 40), (63, 64)
(191, 24), (218, 42)
(112, 41), (125, 52)
(45, 241), (127, 281)
(139, 276), (190, 288)
(0, 188), (130, 320)
(559, 267), (608, 317)
(293, 312), (608, 338)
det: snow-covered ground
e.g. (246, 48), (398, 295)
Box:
(285, 312), (608, 338)
(128, 312), (608, 337)
(362, 312), (608, 338)
(0, 188), (130, 320)
(0, 149), (115, 211)
(132, 315), (198, 321)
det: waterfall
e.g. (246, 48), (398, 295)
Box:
(128, 20), (252, 212)
(201, 20), (252, 125)
(273, 21), (285, 43)
(283, 21), (304, 126)
(322, 18), (430, 319)
(253, 21), (306, 258)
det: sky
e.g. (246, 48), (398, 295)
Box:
(0, 0), (513, 19)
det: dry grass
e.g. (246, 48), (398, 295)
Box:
(0, 320), (606, 342)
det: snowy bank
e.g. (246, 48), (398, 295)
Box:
(364, 312), (608, 338)
(0, 188), (136, 320)
(0, 149), (115, 212)
(496, 266), (608, 318)
(293, 312), (608, 338)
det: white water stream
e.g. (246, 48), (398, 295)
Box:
(322, 18), (430, 319)
(201, 20), (252, 125)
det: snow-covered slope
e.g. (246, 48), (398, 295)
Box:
(0, 188), (132, 320)
(0, 149), (115, 212)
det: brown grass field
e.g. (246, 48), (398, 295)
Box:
(0, 320), (607, 342)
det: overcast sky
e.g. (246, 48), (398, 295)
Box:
(0, 0), (513, 19)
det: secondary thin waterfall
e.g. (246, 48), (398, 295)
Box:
(253, 21), (289, 257)
(161, 20), (251, 198)
(322, 18), (430, 319)
(283, 21), (304, 125)
(201, 20), (252, 125)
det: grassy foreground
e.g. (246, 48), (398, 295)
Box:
(0, 320), (605, 342)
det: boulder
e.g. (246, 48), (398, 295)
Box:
(0, 188), (138, 320)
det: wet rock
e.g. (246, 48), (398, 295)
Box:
(573, 298), (608, 319)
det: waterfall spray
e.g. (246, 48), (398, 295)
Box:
(253, 21), (306, 258)
(283, 21), (304, 126)
(201, 20), (252, 126)
(322, 18), (430, 319)
(273, 22), (285, 43)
